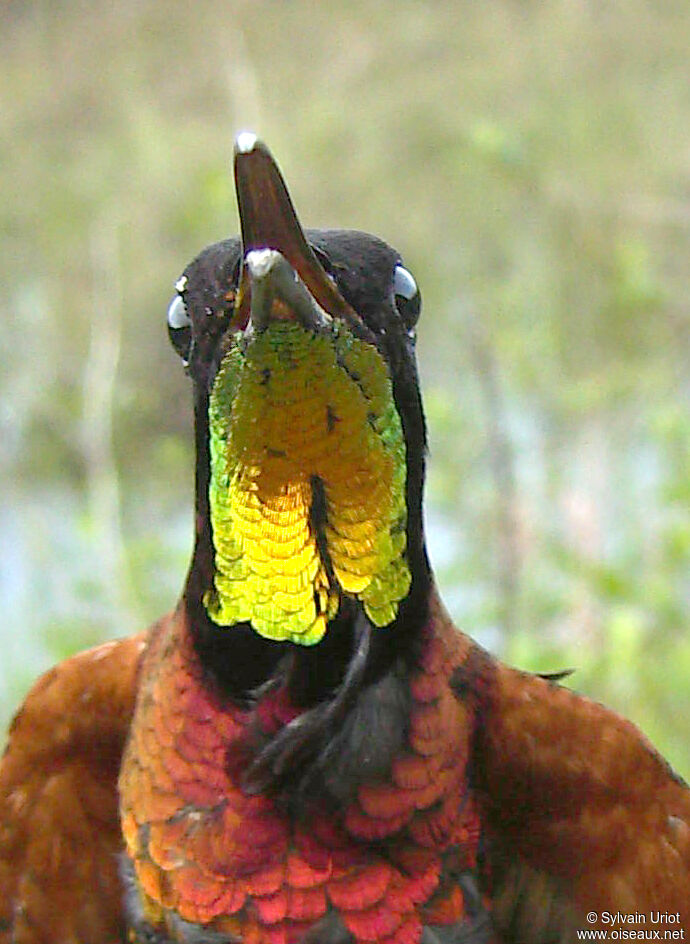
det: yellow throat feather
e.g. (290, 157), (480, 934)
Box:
(204, 321), (410, 644)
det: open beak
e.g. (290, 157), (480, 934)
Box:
(232, 133), (372, 340)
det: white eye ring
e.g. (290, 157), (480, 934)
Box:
(167, 294), (190, 329)
(393, 265), (418, 300)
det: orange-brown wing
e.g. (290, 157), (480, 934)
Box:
(467, 655), (690, 937)
(0, 632), (147, 944)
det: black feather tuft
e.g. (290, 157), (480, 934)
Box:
(536, 669), (575, 682)
(243, 611), (411, 809)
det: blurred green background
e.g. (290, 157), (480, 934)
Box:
(1, 0), (688, 774)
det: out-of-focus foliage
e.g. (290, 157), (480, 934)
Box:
(1, 0), (688, 772)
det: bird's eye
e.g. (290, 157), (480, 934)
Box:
(167, 294), (192, 362)
(393, 264), (421, 333)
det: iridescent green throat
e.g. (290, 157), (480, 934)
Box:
(204, 321), (411, 645)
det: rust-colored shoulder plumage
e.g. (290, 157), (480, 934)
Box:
(450, 605), (690, 938)
(0, 630), (149, 944)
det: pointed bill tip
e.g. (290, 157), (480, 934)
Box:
(233, 132), (277, 176)
(235, 131), (260, 155)
(231, 134), (372, 340)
